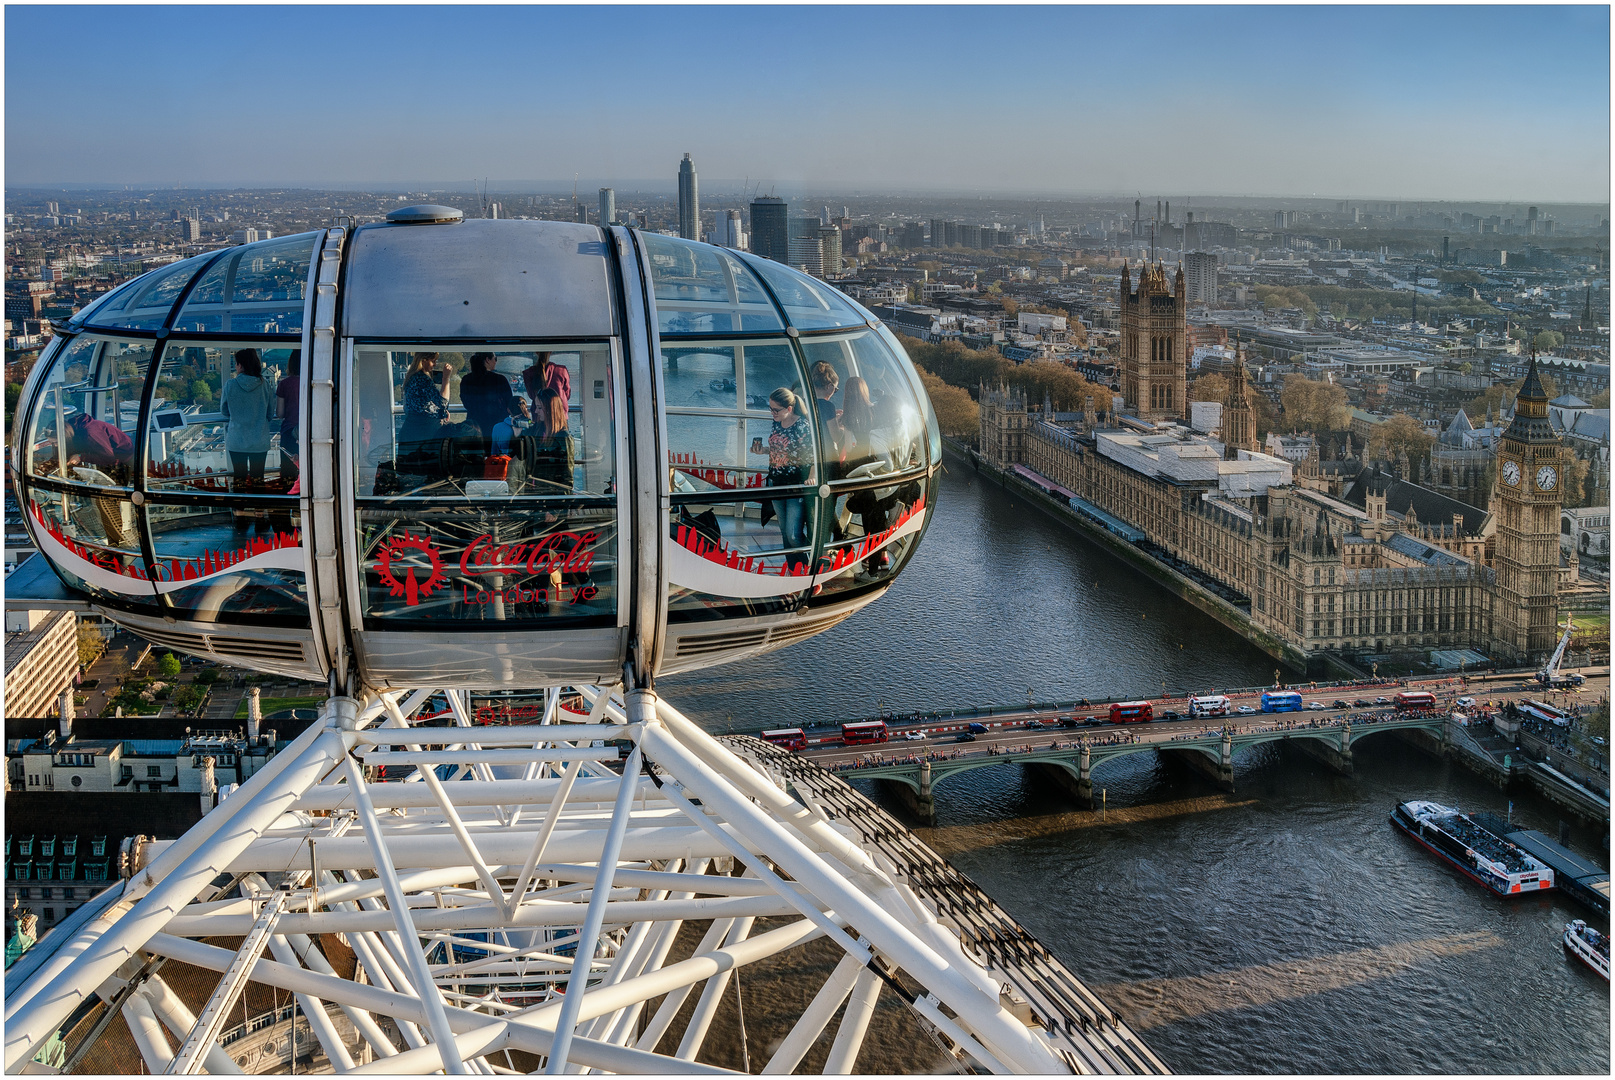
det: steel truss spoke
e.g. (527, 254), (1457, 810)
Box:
(5, 684), (1121, 1077)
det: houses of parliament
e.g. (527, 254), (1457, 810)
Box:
(978, 260), (1578, 668)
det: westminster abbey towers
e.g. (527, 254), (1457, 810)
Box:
(1120, 262), (1188, 421)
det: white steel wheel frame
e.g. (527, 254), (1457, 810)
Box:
(4, 685), (1064, 1076)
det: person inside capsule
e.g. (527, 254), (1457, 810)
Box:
(353, 344), (615, 626)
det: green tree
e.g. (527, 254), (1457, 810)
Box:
(172, 685), (202, 714)
(1188, 373), (1230, 406)
(189, 379), (213, 405)
(196, 666), (221, 685)
(1279, 375), (1349, 432)
(1366, 413), (1435, 463)
(77, 623), (105, 668)
(1533, 330), (1564, 352)
(1463, 373), (1560, 419)
(918, 370), (979, 437)
(157, 652), (182, 679)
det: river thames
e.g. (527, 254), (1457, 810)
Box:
(663, 457), (1611, 1074)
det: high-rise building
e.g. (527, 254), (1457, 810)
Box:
(677, 154), (699, 240)
(598, 188), (615, 226)
(1490, 354), (1566, 661)
(487, 202), (501, 219)
(816, 226), (842, 277)
(749, 197), (788, 263)
(1119, 261), (1187, 421)
(716, 209), (745, 249)
(787, 216), (822, 275)
(179, 218), (201, 242)
(1183, 251), (1217, 305)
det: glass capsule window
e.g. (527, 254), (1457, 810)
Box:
(26, 334), (153, 488)
(641, 233), (783, 336)
(350, 343), (619, 630)
(734, 252), (868, 331)
(172, 234), (316, 334)
(146, 343), (301, 495)
(74, 256), (204, 332)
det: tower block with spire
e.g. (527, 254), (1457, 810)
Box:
(1120, 260), (1188, 421)
(1223, 341), (1257, 459)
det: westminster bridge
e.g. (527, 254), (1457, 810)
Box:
(810, 709), (1451, 823)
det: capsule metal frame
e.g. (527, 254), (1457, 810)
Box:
(11, 213), (942, 690)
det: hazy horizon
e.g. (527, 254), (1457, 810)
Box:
(5, 5), (1609, 202)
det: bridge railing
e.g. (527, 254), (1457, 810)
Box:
(742, 676), (1461, 744)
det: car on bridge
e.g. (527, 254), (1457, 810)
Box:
(1308, 701), (1326, 710)
(1457, 696), (1476, 708)
(954, 732), (977, 742)
(1024, 719), (1046, 730)
(903, 730), (926, 741)
(1160, 709), (1181, 721)
(1332, 700), (1350, 709)
(1353, 698), (1372, 707)
(1375, 696), (1391, 704)
(1236, 705), (1257, 715)
(967, 722), (988, 734)
(1058, 717), (1081, 729)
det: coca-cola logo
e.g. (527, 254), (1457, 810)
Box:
(460, 532), (598, 577)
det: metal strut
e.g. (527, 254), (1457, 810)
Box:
(166, 889), (288, 1074)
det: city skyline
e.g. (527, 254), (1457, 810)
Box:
(4, 5), (1609, 201)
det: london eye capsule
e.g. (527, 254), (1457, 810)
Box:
(11, 212), (941, 688)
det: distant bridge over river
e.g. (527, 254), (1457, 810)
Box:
(812, 712), (1451, 824)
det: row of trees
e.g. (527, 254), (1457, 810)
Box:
(1253, 284), (1498, 325)
(896, 335), (1114, 440)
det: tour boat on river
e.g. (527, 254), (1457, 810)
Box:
(1563, 920), (1610, 981)
(1391, 800), (1556, 897)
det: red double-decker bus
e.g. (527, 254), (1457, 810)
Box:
(841, 720), (888, 745)
(1109, 701), (1154, 723)
(760, 727), (807, 751)
(1394, 691), (1437, 711)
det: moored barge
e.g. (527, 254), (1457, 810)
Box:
(1392, 800), (1556, 897)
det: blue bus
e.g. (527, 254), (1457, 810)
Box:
(1260, 690), (1303, 713)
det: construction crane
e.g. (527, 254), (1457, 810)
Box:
(1536, 616), (1585, 688)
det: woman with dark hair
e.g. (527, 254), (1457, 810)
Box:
(528, 387), (575, 493)
(838, 376), (875, 469)
(275, 350), (301, 489)
(840, 376), (896, 574)
(222, 348), (273, 489)
(458, 352), (515, 437)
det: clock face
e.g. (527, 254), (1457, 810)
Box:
(1501, 460), (1521, 486)
(1536, 465), (1558, 491)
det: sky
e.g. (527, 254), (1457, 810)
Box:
(4, 4), (1610, 202)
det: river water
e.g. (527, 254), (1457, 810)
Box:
(662, 459), (1611, 1074)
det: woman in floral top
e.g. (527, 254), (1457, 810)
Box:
(749, 386), (814, 549)
(398, 352), (452, 455)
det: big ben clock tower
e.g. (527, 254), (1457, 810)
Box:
(1491, 353), (1564, 661)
